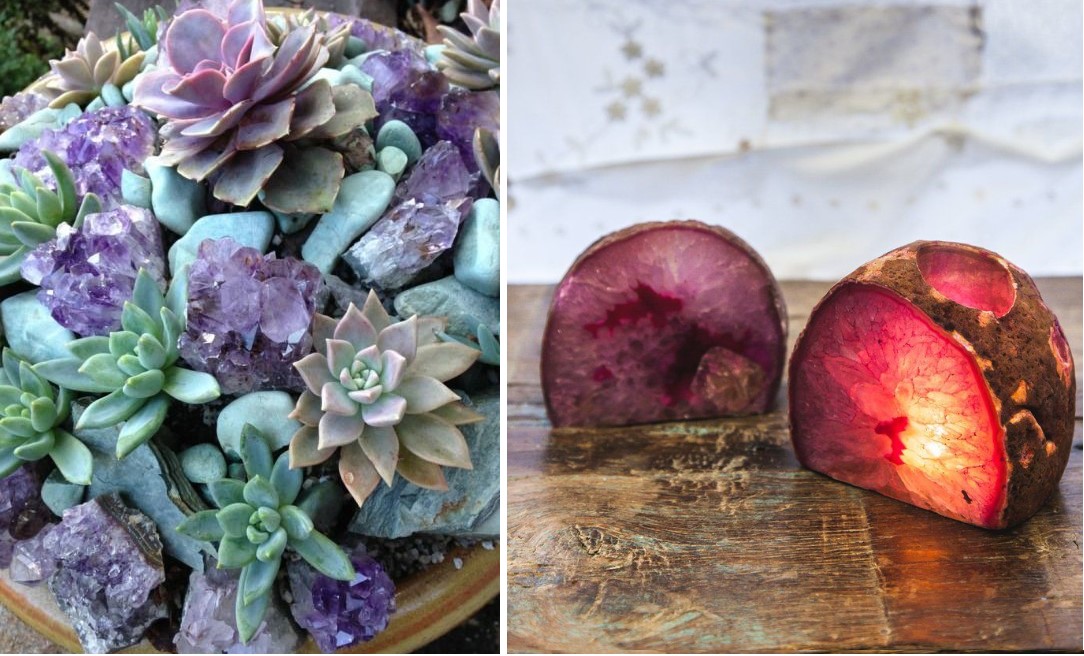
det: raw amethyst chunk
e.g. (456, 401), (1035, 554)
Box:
(361, 50), (449, 147)
(0, 91), (48, 131)
(436, 89), (499, 174)
(287, 545), (396, 653)
(13, 105), (156, 210)
(0, 466), (46, 568)
(21, 205), (167, 337)
(179, 238), (322, 395)
(175, 556), (302, 653)
(394, 140), (478, 206)
(344, 198), (466, 290)
(42, 494), (168, 653)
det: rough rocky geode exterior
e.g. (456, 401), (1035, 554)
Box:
(791, 240), (1075, 529)
(542, 220), (788, 426)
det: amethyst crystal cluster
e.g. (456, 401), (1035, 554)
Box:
(15, 495), (168, 653)
(345, 140), (475, 289)
(0, 466), (49, 568)
(13, 106), (156, 209)
(175, 557), (302, 653)
(179, 238), (322, 394)
(22, 205), (167, 336)
(288, 545), (396, 653)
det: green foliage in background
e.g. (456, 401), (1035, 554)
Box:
(0, 0), (88, 98)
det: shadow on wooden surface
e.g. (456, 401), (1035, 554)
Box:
(508, 279), (1083, 653)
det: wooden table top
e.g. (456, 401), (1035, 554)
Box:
(507, 279), (1083, 653)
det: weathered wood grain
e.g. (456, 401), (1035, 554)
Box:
(508, 278), (1083, 653)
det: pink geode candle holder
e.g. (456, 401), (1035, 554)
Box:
(789, 241), (1075, 529)
(541, 221), (787, 428)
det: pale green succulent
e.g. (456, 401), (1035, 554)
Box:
(41, 32), (146, 109)
(0, 151), (101, 285)
(177, 425), (354, 644)
(436, 0), (500, 90)
(289, 290), (483, 505)
(34, 270), (221, 458)
(472, 127), (500, 194)
(0, 348), (91, 485)
(114, 3), (169, 55)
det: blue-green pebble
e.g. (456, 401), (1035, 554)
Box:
(179, 443), (227, 484)
(302, 170), (395, 274)
(453, 198), (500, 297)
(168, 211), (274, 275)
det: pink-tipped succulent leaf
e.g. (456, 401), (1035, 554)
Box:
(541, 220), (788, 427)
(790, 241), (1076, 529)
(289, 291), (483, 505)
(132, 0), (376, 211)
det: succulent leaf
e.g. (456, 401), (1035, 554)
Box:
(76, 389), (145, 430)
(161, 366), (221, 403)
(397, 413), (473, 469)
(35, 358), (116, 394)
(234, 571), (269, 644)
(288, 425), (335, 468)
(396, 446), (449, 491)
(217, 503), (256, 539)
(243, 476), (279, 510)
(218, 535), (259, 568)
(240, 425), (273, 479)
(290, 529), (355, 581)
(49, 429), (93, 485)
(67, 336), (111, 361)
(176, 509), (227, 542)
(280, 504), (314, 541)
(115, 393), (170, 458)
(207, 478), (246, 508)
(13, 430), (55, 460)
(270, 452), (302, 505)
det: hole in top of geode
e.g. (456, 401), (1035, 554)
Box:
(916, 243), (1016, 317)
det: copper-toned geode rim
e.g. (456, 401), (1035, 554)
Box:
(541, 219), (788, 426)
(789, 240), (1076, 529)
(5, 8), (499, 653)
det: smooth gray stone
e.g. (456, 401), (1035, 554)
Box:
(120, 169), (152, 209)
(347, 390), (499, 538)
(179, 444), (227, 484)
(73, 400), (211, 570)
(376, 146), (407, 180)
(339, 64), (373, 92)
(168, 211), (274, 275)
(393, 275), (499, 338)
(302, 170), (395, 274)
(452, 198), (499, 297)
(41, 469), (86, 515)
(216, 391), (301, 458)
(375, 120), (422, 164)
(1, 292), (75, 364)
(270, 208), (316, 235)
(147, 159), (206, 236)
(84, 96), (105, 113)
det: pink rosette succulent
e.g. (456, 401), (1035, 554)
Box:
(133, 0), (375, 212)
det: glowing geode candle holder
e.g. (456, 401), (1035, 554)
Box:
(790, 241), (1075, 529)
(541, 221), (787, 427)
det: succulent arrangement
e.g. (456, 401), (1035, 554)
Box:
(0, 0), (501, 653)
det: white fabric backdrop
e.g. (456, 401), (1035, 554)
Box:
(506, 0), (1083, 282)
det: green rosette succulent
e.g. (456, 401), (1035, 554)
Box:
(436, 0), (500, 90)
(0, 348), (91, 485)
(176, 426), (355, 643)
(0, 151), (101, 285)
(289, 290), (484, 505)
(34, 270), (221, 458)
